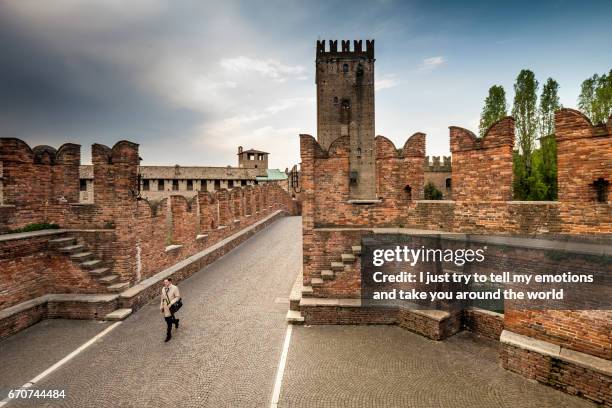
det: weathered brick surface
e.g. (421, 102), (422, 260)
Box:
(0, 139), (81, 232)
(0, 233), (108, 310)
(450, 117), (514, 201)
(504, 309), (611, 360)
(556, 109), (612, 203)
(119, 210), (288, 312)
(463, 309), (504, 340)
(501, 343), (612, 407)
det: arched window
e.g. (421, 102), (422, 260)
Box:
(342, 63), (349, 73)
(445, 178), (451, 189)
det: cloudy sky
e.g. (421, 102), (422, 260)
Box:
(1, 0), (611, 169)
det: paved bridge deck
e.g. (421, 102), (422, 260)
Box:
(0, 216), (594, 407)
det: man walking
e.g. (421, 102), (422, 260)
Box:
(160, 278), (181, 342)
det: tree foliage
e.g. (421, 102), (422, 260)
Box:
(578, 70), (612, 124)
(539, 78), (561, 139)
(479, 85), (507, 137)
(424, 181), (443, 200)
(512, 70), (539, 158)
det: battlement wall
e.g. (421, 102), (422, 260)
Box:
(316, 39), (374, 59)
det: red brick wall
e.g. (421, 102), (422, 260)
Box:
(0, 233), (109, 310)
(134, 183), (294, 281)
(0, 139), (81, 231)
(501, 344), (611, 406)
(504, 310), (611, 360)
(556, 109), (612, 203)
(450, 117), (514, 202)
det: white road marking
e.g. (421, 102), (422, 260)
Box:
(270, 324), (293, 408)
(0, 321), (122, 407)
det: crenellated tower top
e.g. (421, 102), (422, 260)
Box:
(316, 40), (374, 60)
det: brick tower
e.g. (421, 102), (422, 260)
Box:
(316, 39), (376, 199)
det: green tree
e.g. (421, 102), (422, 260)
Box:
(536, 78), (560, 200)
(513, 69), (539, 158)
(578, 74), (597, 121)
(479, 85), (507, 137)
(512, 69), (539, 199)
(539, 78), (561, 139)
(578, 70), (612, 124)
(424, 182), (443, 200)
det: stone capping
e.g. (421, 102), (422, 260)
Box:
(506, 200), (559, 205)
(347, 199), (382, 205)
(0, 228), (115, 242)
(120, 210), (285, 301)
(408, 309), (450, 322)
(0, 293), (118, 320)
(312, 227), (610, 256)
(0, 229), (67, 242)
(165, 244), (183, 252)
(297, 298), (451, 322)
(415, 200), (455, 204)
(299, 298), (362, 307)
(0, 204), (16, 208)
(500, 330), (612, 376)
(468, 307), (503, 319)
(195, 234), (208, 241)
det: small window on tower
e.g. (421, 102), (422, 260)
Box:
(342, 63), (349, 73)
(356, 63), (364, 76)
(80, 179), (87, 192)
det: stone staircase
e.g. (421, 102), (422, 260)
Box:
(49, 236), (130, 293)
(303, 245), (361, 296)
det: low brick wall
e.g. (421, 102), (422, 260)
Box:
(0, 295), (118, 339)
(501, 334), (611, 407)
(463, 308), (504, 340)
(0, 301), (46, 339)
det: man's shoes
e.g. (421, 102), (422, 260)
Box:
(175, 319), (180, 329)
(164, 334), (171, 342)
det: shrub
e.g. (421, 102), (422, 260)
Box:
(424, 182), (443, 200)
(9, 223), (60, 233)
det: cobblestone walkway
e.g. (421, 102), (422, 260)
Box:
(2, 215), (596, 407)
(279, 326), (594, 408)
(7, 216), (302, 407)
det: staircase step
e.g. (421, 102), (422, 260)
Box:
(286, 310), (304, 324)
(321, 270), (334, 280)
(341, 253), (356, 263)
(104, 308), (132, 321)
(352, 245), (362, 255)
(99, 274), (119, 284)
(59, 244), (85, 253)
(331, 262), (344, 271)
(89, 267), (110, 276)
(311, 277), (324, 287)
(107, 282), (130, 292)
(70, 252), (93, 261)
(49, 237), (76, 248)
(81, 259), (103, 270)
(302, 286), (314, 297)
